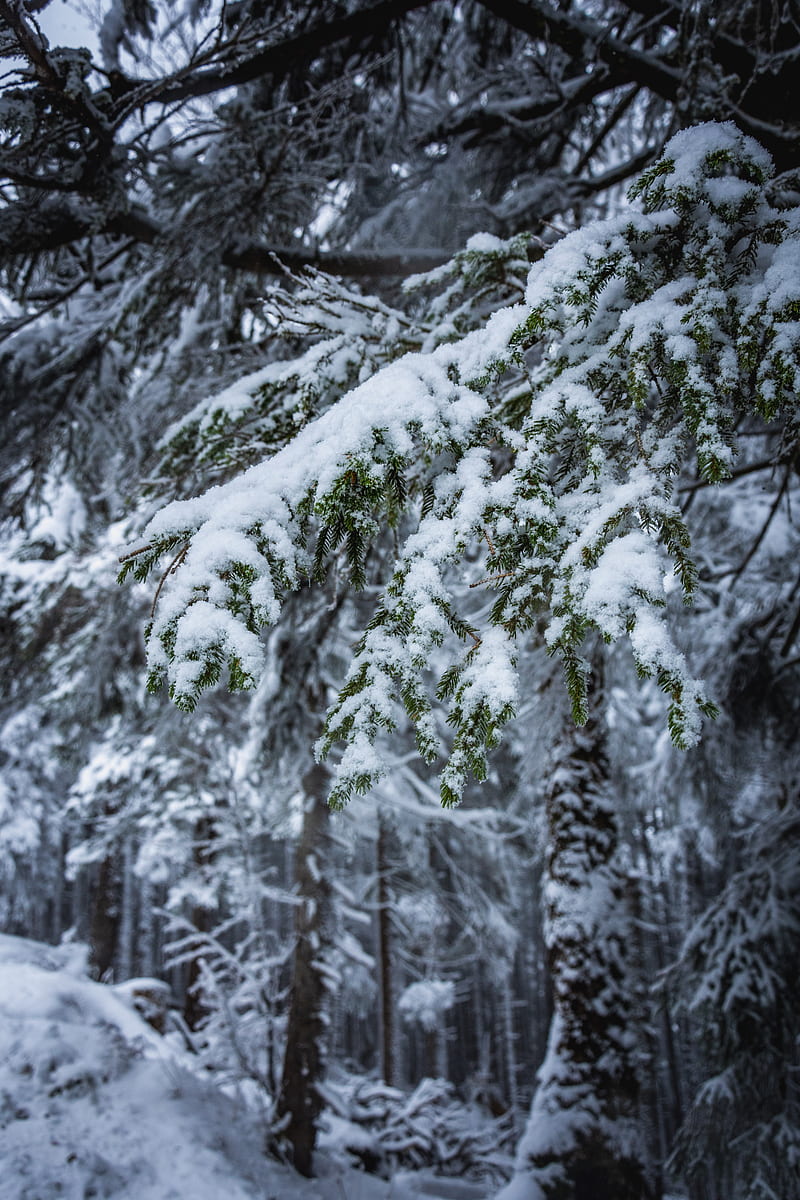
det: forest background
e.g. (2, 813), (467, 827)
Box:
(1, 2), (799, 1199)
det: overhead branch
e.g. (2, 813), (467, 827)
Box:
(110, 208), (456, 278)
(575, 145), (655, 196)
(0, 199), (452, 279)
(573, 84), (641, 175)
(476, 0), (683, 101)
(475, 0), (800, 165)
(221, 242), (452, 278)
(103, 0), (435, 117)
(3, 137), (651, 282)
(0, 0), (61, 88)
(419, 65), (625, 147)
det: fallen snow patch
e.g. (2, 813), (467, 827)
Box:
(0, 934), (496, 1200)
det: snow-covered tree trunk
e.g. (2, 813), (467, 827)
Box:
(637, 829), (685, 1165)
(501, 668), (649, 1200)
(276, 762), (333, 1177)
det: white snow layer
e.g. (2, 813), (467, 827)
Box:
(131, 121), (799, 779)
(0, 933), (493, 1200)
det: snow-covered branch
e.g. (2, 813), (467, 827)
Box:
(123, 124), (800, 804)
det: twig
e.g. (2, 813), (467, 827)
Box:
(780, 585), (800, 658)
(0, 241), (138, 347)
(118, 543), (152, 563)
(469, 570), (518, 589)
(150, 544), (189, 619)
(678, 458), (778, 493)
(727, 466), (790, 587)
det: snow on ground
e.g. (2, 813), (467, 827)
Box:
(0, 934), (491, 1200)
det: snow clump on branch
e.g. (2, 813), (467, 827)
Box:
(121, 122), (800, 807)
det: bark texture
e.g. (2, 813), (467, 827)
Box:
(276, 763), (333, 1177)
(504, 676), (650, 1200)
(377, 811), (399, 1086)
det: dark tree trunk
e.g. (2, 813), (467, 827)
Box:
(276, 763), (333, 1178)
(183, 815), (216, 1032)
(502, 668), (651, 1200)
(377, 810), (399, 1086)
(639, 828), (685, 1156)
(88, 855), (120, 980)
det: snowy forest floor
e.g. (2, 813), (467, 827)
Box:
(0, 933), (496, 1200)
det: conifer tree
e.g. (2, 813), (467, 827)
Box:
(124, 122), (800, 1190)
(666, 783), (800, 1200)
(125, 122), (798, 793)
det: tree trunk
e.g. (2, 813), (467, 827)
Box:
(502, 971), (520, 1118)
(377, 809), (400, 1086)
(276, 762), (333, 1177)
(501, 671), (650, 1200)
(117, 836), (135, 981)
(88, 855), (120, 980)
(183, 815), (215, 1032)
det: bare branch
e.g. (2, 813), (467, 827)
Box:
(0, 0), (61, 88)
(476, 0), (683, 102)
(0, 199), (455, 278)
(105, 0), (434, 117)
(475, 0), (800, 165)
(418, 67), (626, 147)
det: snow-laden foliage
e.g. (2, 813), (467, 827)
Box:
(0, 932), (452, 1200)
(666, 799), (800, 1200)
(321, 1075), (515, 1184)
(398, 978), (456, 1032)
(154, 236), (534, 491)
(161, 911), (292, 1099)
(123, 123), (800, 807)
